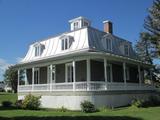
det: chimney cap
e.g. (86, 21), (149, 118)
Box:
(103, 20), (112, 24)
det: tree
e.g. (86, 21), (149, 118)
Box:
(144, 0), (160, 57)
(135, 32), (153, 64)
(3, 66), (18, 93)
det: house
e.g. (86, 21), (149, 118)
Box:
(16, 16), (154, 110)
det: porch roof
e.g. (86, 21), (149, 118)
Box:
(14, 49), (152, 69)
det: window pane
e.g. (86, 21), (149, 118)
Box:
(65, 38), (68, 49)
(61, 39), (64, 50)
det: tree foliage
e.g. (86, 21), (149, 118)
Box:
(144, 0), (160, 57)
(135, 32), (153, 64)
(3, 66), (18, 93)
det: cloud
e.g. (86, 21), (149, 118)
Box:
(0, 58), (11, 81)
(16, 57), (23, 63)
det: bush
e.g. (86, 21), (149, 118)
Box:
(58, 106), (68, 112)
(2, 101), (13, 108)
(22, 94), (41, 110)
(131, 95), (160, 108)
(131, 98), (143, 108)
(7, 90), (13, 93)
(15, 100), (23, 108)
(80, 100), (96, 113)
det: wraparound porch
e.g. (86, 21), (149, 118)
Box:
(18, 56), (154, 92)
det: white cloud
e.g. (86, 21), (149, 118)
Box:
(16, 57), (23, 63)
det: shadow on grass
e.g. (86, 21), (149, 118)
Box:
(0, 106), (17, 111)
(0, 116), (143, 120)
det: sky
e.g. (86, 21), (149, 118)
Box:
(0, 0), (158, 80)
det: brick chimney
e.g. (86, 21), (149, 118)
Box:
(103, 20), (113, 34)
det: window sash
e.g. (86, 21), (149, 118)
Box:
(61, 37), (73, 50)
(106, 38), (112, 51)
(124, 45), (129, 56)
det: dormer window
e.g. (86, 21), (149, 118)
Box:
(34, 43), (45, 56)
(73, 22), (79, 30)
(61, 36), (74, 50)
(69, 16), (91, 31)
(106, 38), (112, 51)
(83, 21), (89, 26)
(124, 44), (129, 56)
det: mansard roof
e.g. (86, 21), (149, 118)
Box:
(20, 26), (138, 64)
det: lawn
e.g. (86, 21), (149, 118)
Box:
(0, 92), (17, 104)
(0, 92), (160, 120)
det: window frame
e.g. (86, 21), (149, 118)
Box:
(34, 43), (44, 57)
(124, 44), (129, 56)
(105, 38), (112, 51)
(61, 36), (73, 51)
(73, 22), (79, 30)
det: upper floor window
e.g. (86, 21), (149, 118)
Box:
(73, 22), (79, 30)
(124, 44), (129, 56)
(83, 21), (89, 26)
(61, 36), (74, 50)
(34, 43), (45, 56)
(106, 38), (112, 51)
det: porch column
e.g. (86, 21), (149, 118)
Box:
(17, 69), (20, 92)
(104, 58), (108, 90)
(123, 62), (126, 85)
(138, 65), (141, 86)
(50, 64), (53, 91)
(87, 58), (91, 91)
(32, 67), (35, 91)
(73, 60), (76, 91)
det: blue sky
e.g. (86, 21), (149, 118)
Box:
(0, 0), (158, 80)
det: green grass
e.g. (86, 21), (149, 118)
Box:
(0, 107), (160, 120)
(0, 92), (160, 120)
(0, 92), (17, 104)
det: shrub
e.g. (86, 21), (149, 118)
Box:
(141, 95), (160, 107)
(131, 95), (160, 108)
(80, 100), (96, 113)
(59, 106), (68, 112)
(131, 99), (143, 108)
(7, 90), (13, 93)
(2, 101), (13, 108)
(22, 94), (41, 110)
(15, 100), (23, 108)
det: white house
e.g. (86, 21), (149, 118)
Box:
(16, 16), (155, 110)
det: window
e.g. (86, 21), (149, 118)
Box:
(34, 68), (39, 84)
(73, 22), (79, 30)
(34, 43), (44, 56)
(106, 38), (112, 51)
(124, 44), (129, 56)
(83, 21), (89, 26)
(61, 36), (73, 50)
(65, 63), (73, 82)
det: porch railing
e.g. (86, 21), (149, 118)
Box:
(18, 82), (155, 92)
